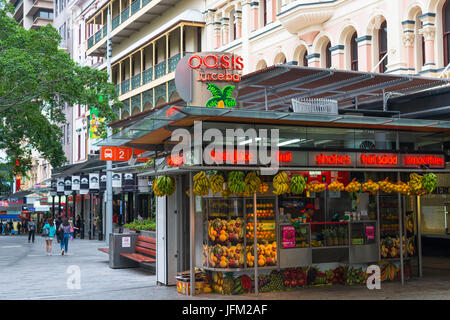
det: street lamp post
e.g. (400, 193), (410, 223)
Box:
(105, 6), (113, 244)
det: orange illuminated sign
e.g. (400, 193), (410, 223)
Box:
(315, 153), (351, 165)
(101, 147), (149, 162)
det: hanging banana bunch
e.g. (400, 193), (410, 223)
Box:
(273, 171), (290, 195)
(193, 171), (210, 196)
(209, 174), (225, 194)
(153, 176), (176, 197)
(228, 171), (246, 195)
(243, 171), (262, 196)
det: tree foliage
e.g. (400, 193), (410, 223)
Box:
(0, 0), (121, 176)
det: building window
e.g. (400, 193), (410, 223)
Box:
(351, 32), (358, 71)
(444, 0), (450, 66)
(67, 123), (70, 144)
(33, 9), (53, 21)
(325, 41), (331, 68)
(61, 126), (65, 145)
(379, 21), (388, 73)
(77, 134), (81, 161)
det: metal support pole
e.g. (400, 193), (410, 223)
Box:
(105, 6), (113, 244)
(80, 194), (85, 239)
(189, 172), (195, 296)
(264, 87), (268, 111)
(253, 192), (258, 296)
(52, 195), (55, 218)
(99, 192), (104, 241)
(72, 192), (76, 219)
(417, 196), (423, 278)
(58, 195), (61, 216)
(398, 173), (404, 285)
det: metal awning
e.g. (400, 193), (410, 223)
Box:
(238, 65), (449, 111)
(95, 105), (450, 150)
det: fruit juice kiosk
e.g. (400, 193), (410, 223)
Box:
(192, 150), (443, 295)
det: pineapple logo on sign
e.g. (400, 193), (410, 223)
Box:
(205, 83), (236, 108)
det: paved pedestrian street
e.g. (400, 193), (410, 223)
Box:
(1, 235), (450, 300)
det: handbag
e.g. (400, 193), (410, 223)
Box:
(42, 227), (49, 237)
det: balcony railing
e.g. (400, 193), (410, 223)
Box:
(112, 15), (120, 30)
(115, 84), (120, 95)
(87, 0), (154, 51)
(114, 54), (183, 96)
(143, 68), (153, 84)
(155, 61), (166, 79)
(131, 0), (141, 15)
(102, 24), (108, 37)
(121, 7), (130, 23)
(14, 0), (23, 11)
(168, 53), (181, 73)
(87, 37), (94, 49)
(121, 79), (130, 95)
(131, 73), (141, 89)
(95, 29), (102, 43)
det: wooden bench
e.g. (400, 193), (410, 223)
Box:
(98, 248), (110, 254)
(120, 236), (156, 264)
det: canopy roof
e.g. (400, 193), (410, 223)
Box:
(96, 105), (450, 150)
(238, 65), (449, 110)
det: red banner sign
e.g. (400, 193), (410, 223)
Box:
(100, 147), (149, 162)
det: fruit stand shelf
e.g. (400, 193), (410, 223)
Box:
(201, 266), (279, 272)
(381, 257), (411, 261)
(311, 246), (350, 250)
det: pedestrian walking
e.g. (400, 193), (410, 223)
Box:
(58, 218), (71, 255)
(55, 215), (62, 243)
(0, 220), (3, 235)
(93, 215), (97, 237)
(75, 215), (81, 238)
(42, 218), (56, 256)
(8, 220), (13, 235)
(27, 218), (36, 243)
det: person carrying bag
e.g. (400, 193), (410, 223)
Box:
(42, 218), (56, 256)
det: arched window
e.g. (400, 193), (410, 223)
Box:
(325, 41), (331, 68)
(379, 21), (388, 73)
(444, 0), (450, 66)
(303, 54), (308, 67)
(351, 32), (358, 71)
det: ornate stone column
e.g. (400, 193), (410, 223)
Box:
(401, 32), (415, 71)
(306, 53), (320, 68)
(401, 20), (416, 73)
(204, 10), (216, 51)
(241, 1), (251, 73)
(419, 13), (436, 72)
(251, 1), (259, 31)
(221, 17), (230, 46)
(233, 10), (242, 39)
(330, 45), (344, 69)
(355, 35), (372, 72)
(213, 21), (222, 49)
(419, 25), (436, 67)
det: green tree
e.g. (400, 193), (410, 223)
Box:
(0, 0), (121, 176)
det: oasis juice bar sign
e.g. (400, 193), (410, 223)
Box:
(175, 52), (243, 108)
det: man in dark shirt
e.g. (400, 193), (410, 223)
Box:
(55, 216), (62, 243)
(27, 219), (36, 243)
